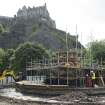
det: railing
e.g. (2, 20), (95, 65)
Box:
(26, 61), (80, 71)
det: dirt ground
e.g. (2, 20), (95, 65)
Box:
(0, 97), (104, 105)
(0, 96), (40, 105)
(0, 92), (105, 105)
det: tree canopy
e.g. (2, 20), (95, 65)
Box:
(12, 43), (49, 73)
(1, 49), (14, 70)
(0, 48), (5, 69)
(87, 40), (105, 64)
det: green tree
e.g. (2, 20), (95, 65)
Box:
(86, 40), (105, 65)
(32, 25), (37, 32)
(2, 49), (14, 70)
(0, 48), (5, 70)
(0, 24), (3, 33)
(12, 43), (49, 73)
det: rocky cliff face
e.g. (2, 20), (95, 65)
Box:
(0, 5), (81, 50)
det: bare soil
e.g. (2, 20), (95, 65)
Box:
(0, 91), (105, 105)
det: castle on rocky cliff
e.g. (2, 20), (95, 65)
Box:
(15, 4), (56, 28)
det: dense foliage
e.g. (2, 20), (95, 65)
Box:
(12, 43), (49, 73)
(2, 49), (14, 70)
(92, 40), (105, 64)
(0, 43), (49, 74)
(86, 40), (105, 65)
(0, 48), (5, 69)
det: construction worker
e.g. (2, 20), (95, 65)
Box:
(90, 71), (96, 87)
(85, 74), (89, 87)
(85, 73), (92, 87)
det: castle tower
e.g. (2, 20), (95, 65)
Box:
(15, 4), (56, 28)
(44, 3), (46, 7)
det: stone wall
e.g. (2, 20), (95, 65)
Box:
(15, 4), (56, 28)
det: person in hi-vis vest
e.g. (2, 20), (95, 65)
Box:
(90, 71), (96, 87)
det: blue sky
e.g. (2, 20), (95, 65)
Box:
(0, 0), (105, 46)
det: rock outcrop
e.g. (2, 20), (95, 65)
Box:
(0, 4), (81, 50)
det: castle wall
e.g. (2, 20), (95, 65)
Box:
(15, 4), (56, 28)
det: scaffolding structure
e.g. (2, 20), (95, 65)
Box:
(26, 49), (105, 88)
